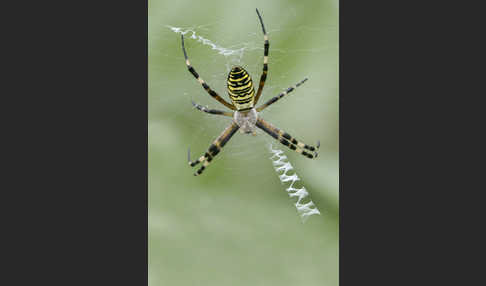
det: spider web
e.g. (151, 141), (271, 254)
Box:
(268, 144), (321, 222)
(160, 25), (326, 222)
(149, 5), (338, 286)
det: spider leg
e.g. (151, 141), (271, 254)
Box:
(256, 78), (308, 112)
(256, 117), (319, 159)
(254, 8), (269, 105)
(191, 101), (233, 117)
(188, 122), (240, 176)
(181, 35), (236, 110)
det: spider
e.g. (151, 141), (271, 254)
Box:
(183, 8), (319, 176)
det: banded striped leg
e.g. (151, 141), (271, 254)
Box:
(256, 117), (319, 159)
(254, 8), (269, 104)
(192, 101), (233, 117)
(181, 35), (236, 110)
(256, 78), (308, 112)
(188, 122), (240, 176)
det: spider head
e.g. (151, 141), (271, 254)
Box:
(227, 66), (255, 111)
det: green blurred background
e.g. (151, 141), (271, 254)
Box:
(149, 0), (338, 285)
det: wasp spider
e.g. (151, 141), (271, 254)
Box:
(184, 9), (319, 176)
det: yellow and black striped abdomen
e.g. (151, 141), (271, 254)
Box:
(227, 66), (255, 111)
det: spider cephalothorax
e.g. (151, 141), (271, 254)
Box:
(182, 9), (319, 176)
(233, 108), (258, 134)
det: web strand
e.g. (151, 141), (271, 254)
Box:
(268, 144), (321, 222)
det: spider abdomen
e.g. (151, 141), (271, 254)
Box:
(227, 66), (255, 111)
